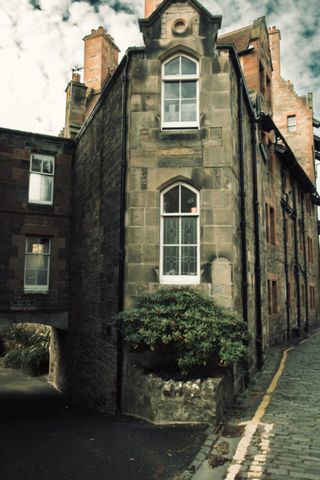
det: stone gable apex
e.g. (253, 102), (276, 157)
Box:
(139, 0), (221, 49)
(139, 0), (222, 30)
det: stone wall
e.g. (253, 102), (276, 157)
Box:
(125, 4), (246, 317)
(53, 68), (126, 413)
(122, 364), (235, 425)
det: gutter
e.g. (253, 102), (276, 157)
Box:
(116, 52), (131, 413)
(291, 182), (302, 334)
(238, 77), (248, 328)
(301, 195), (309, 332)
(219, 43), (262, 367)
(280, 173), (291, 341)
(251, 119), (263, 368)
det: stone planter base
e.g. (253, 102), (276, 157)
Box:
(122, 362), (235, 425)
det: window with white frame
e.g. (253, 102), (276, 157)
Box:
(24, 237), (51, 292)
(162, 55), (199, 129)
(160, 182), (200, 284)
(287, 115), (296, 133)
(28, 154), (54, 204)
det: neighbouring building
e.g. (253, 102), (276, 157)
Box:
(0, 130), (73, 328)
(0, 0), (319, 416)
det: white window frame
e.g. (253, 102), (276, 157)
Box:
(160, 182), (200, 284)
(24, 236), (51, 293)
(28, 153), (55, 205)
(161, 54), (199, 130)
(287, 115), (297, 133)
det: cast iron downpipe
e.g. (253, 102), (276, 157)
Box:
(238, 77), (248, 328)
(251, 119), (263, 369)
(116, 53), (130, 413)
(218, 44), (261, 369)
(300, 194), (309, 332)
(280, 168), (291, 341)
(291, 182), (301, 335)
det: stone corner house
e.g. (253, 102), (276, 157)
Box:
(0, 0), (319, 414)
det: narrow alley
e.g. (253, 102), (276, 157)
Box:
(0, 368), (205, 480)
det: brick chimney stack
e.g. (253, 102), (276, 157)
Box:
(268, 26), (281, 80)
(83, 26), (120, 93)
(63, 72), (87, 139)
(145, 0), (163, 17)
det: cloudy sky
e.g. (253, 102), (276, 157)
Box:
(0, 0), (319, 136)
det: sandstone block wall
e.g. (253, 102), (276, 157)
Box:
(54, 69), (126, 413)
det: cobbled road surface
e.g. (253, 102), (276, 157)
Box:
(233, 332), (320, 480)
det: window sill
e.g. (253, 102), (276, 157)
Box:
(28, 201), (53, 207)
(159, 129), (203, 142)
(27, 203), (54, 213)
(160, 276), (200, 285)
(24, 288), (49, 294)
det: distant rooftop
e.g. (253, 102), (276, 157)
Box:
(217, 24), (253, 52)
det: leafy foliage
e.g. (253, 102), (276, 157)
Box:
(116, 287), (248, 377)
(0, 325), (50, 376)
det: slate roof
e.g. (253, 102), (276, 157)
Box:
(217, 25), (253, 52)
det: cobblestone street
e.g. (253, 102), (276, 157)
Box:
(186, 331), (320, 480)
(229, 331), (320, 480)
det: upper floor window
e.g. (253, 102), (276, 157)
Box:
(307, 236), (314, 263)
(259, 62), (265, 96)
(310, 285), (316, 309)
(267, 277), (278, 314)
(287, 115), (296, 133)
(265, 203), (276, 245)
(160, 182), (200, 284)
(28, 154), (54, 205)
(24, 236), (51, 293)
(162, 55), (199, 129)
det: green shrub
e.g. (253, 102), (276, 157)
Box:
(0, 325), (50, 376)
(116, 287), (248, 377)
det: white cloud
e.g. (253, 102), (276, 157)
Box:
(0, 0), (318, 136)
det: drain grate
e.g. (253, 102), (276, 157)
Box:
(220, 423), (245, 438)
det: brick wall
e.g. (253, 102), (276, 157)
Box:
(0, 129), (73, 325)
(269, 27), (315, 181)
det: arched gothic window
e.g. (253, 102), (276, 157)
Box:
(160, 182), (200, 283)
(162, 55), (199, 129)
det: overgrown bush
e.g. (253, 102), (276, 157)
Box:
(0, 324), (50, 376)
(116, 287), (248, 377)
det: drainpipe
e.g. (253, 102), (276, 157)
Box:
(116, 53), (130, 413)
(238, 77), (248, 327)
(251, 118), (263, 368)
(300, 193), (309, 332)
(280, 168), (290, 341)
(291, 182), (301, 335)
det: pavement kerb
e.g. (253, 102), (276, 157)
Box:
(176, 327), (320, 480)
(178, 425), (220, 479)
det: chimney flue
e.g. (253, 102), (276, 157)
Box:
(83, 26), (120, 94)
(268, 26), (281, 80)
(145, 0), (163, 17)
